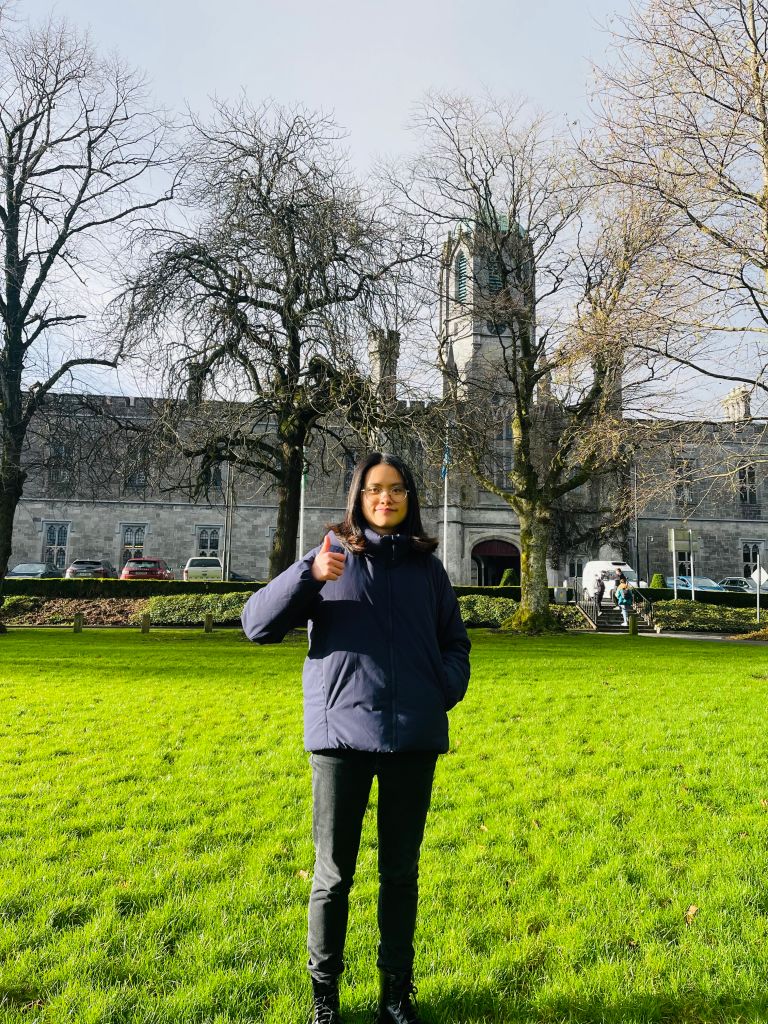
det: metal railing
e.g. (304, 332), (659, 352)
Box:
(628, 584), (655, 627)
(574, 581), (599, 629)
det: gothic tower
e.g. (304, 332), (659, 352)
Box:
(438, 214), (535, 398)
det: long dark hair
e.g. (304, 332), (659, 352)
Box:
(331, 452), (438, 554)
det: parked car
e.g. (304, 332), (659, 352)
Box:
(582, 560), (645, 600)
(665, 575), (725, 591)
(5, 562), (62, 579)
(65, 559), (118, 579)
(717, 576), (768, 593)
(182, 557), (223, 582)
(120, 558), (174, 581)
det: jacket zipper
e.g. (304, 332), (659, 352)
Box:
(387, 538), (397, 750)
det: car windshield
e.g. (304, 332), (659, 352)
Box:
(189, 558), (220, 567)
(11, 563), (45, 572)
(600, 568), (637, 581)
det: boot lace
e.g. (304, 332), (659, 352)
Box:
(396, 981), (420, 1024)
(312, 994), (339, 1024)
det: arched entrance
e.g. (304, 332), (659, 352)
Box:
(472, 539), (521, 586)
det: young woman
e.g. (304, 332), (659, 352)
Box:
(616, 575), (633, 626)
(241, 452), (471, 1024)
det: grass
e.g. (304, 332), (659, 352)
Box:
(1, 629), (768, 1023)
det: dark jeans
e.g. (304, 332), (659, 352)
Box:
(307, 750), (438, 985)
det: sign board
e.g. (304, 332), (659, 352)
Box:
(752, 566), (768, 585)
(667, 528), (702, 553)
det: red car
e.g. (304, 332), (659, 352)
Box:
(120, 558), (174, 581)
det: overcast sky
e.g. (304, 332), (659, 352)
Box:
(27, 0), (631, 169)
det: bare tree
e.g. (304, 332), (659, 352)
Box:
(400, 93), (670, 629)
(124, 101), (425, 577)
(590, 0), (768, 407)
(0, 13), (175, 577)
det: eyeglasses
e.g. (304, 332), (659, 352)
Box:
(361, 485), (409, 502)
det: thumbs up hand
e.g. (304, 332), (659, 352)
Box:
(311, 533), (346, 582)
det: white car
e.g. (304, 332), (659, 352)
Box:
(582, 560), (644, 600)
(183, 557), (223, 581)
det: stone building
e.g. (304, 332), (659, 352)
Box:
(8, 222), (768, 586)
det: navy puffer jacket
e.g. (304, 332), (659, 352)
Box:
(241, 528), (471, 753)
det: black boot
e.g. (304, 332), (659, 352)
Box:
(308, 978), (342, 1024)
(377, 970), (423, 1024)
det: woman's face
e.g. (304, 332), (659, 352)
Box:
(360, 463), (409, 535)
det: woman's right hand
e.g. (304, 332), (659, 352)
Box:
(311, 534), (346, 582)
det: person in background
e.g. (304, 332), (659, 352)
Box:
(595, 574), (606, 615)
(616, 574), (633, 626)
(241, 452), (471, 1024)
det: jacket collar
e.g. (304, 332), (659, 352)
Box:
(363, 527), (412, 562)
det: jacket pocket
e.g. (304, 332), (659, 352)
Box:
(322, 651), (360, 710)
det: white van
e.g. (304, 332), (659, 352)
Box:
(581, 560), (644, 600)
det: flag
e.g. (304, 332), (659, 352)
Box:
(441, 443), (451, 481)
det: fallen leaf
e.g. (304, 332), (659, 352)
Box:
(761, 799), (768, 808)
(685, 904), (698, 925)
(298, 869), (310, 880)
(479, 824), (488, 832)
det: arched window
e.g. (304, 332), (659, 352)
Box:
(454, 251), (467, 304)
(739, 464), (757, 505)
(743, 543), (761, 577)
(42, 522), (68, 568)
(121, 524), (146, 567)
(196, 527), (221, 558)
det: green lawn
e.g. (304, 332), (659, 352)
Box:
(1, 629), (768, 1023)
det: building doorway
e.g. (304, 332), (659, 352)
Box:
(471, 539), (521, 586)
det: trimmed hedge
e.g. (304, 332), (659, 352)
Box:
(458, 595), (519, 627)
(1, 578), (264, 599)
(638, 587), (761, 609)
(454, 585), (574, 602)
(143, 592), (253, 626)
(651, 600), (759, 634)
(457, 595), (589, 630)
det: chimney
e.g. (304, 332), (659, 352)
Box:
(722, 386), (751, 422)
(187, 363), (204, 405)
(368, 329), (400, 405)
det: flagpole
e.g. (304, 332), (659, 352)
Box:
(298, 461), (307, 557)
(441, 428), (451, 578)
(443, 463), (449, 572)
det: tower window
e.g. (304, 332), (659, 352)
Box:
(488, 256), (503, 295)
(454, 251), (467, 304)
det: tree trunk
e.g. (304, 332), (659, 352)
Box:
(507, 501), (562, 633)
(0, 433), (26, 632)
(269, 438), (304, 578)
